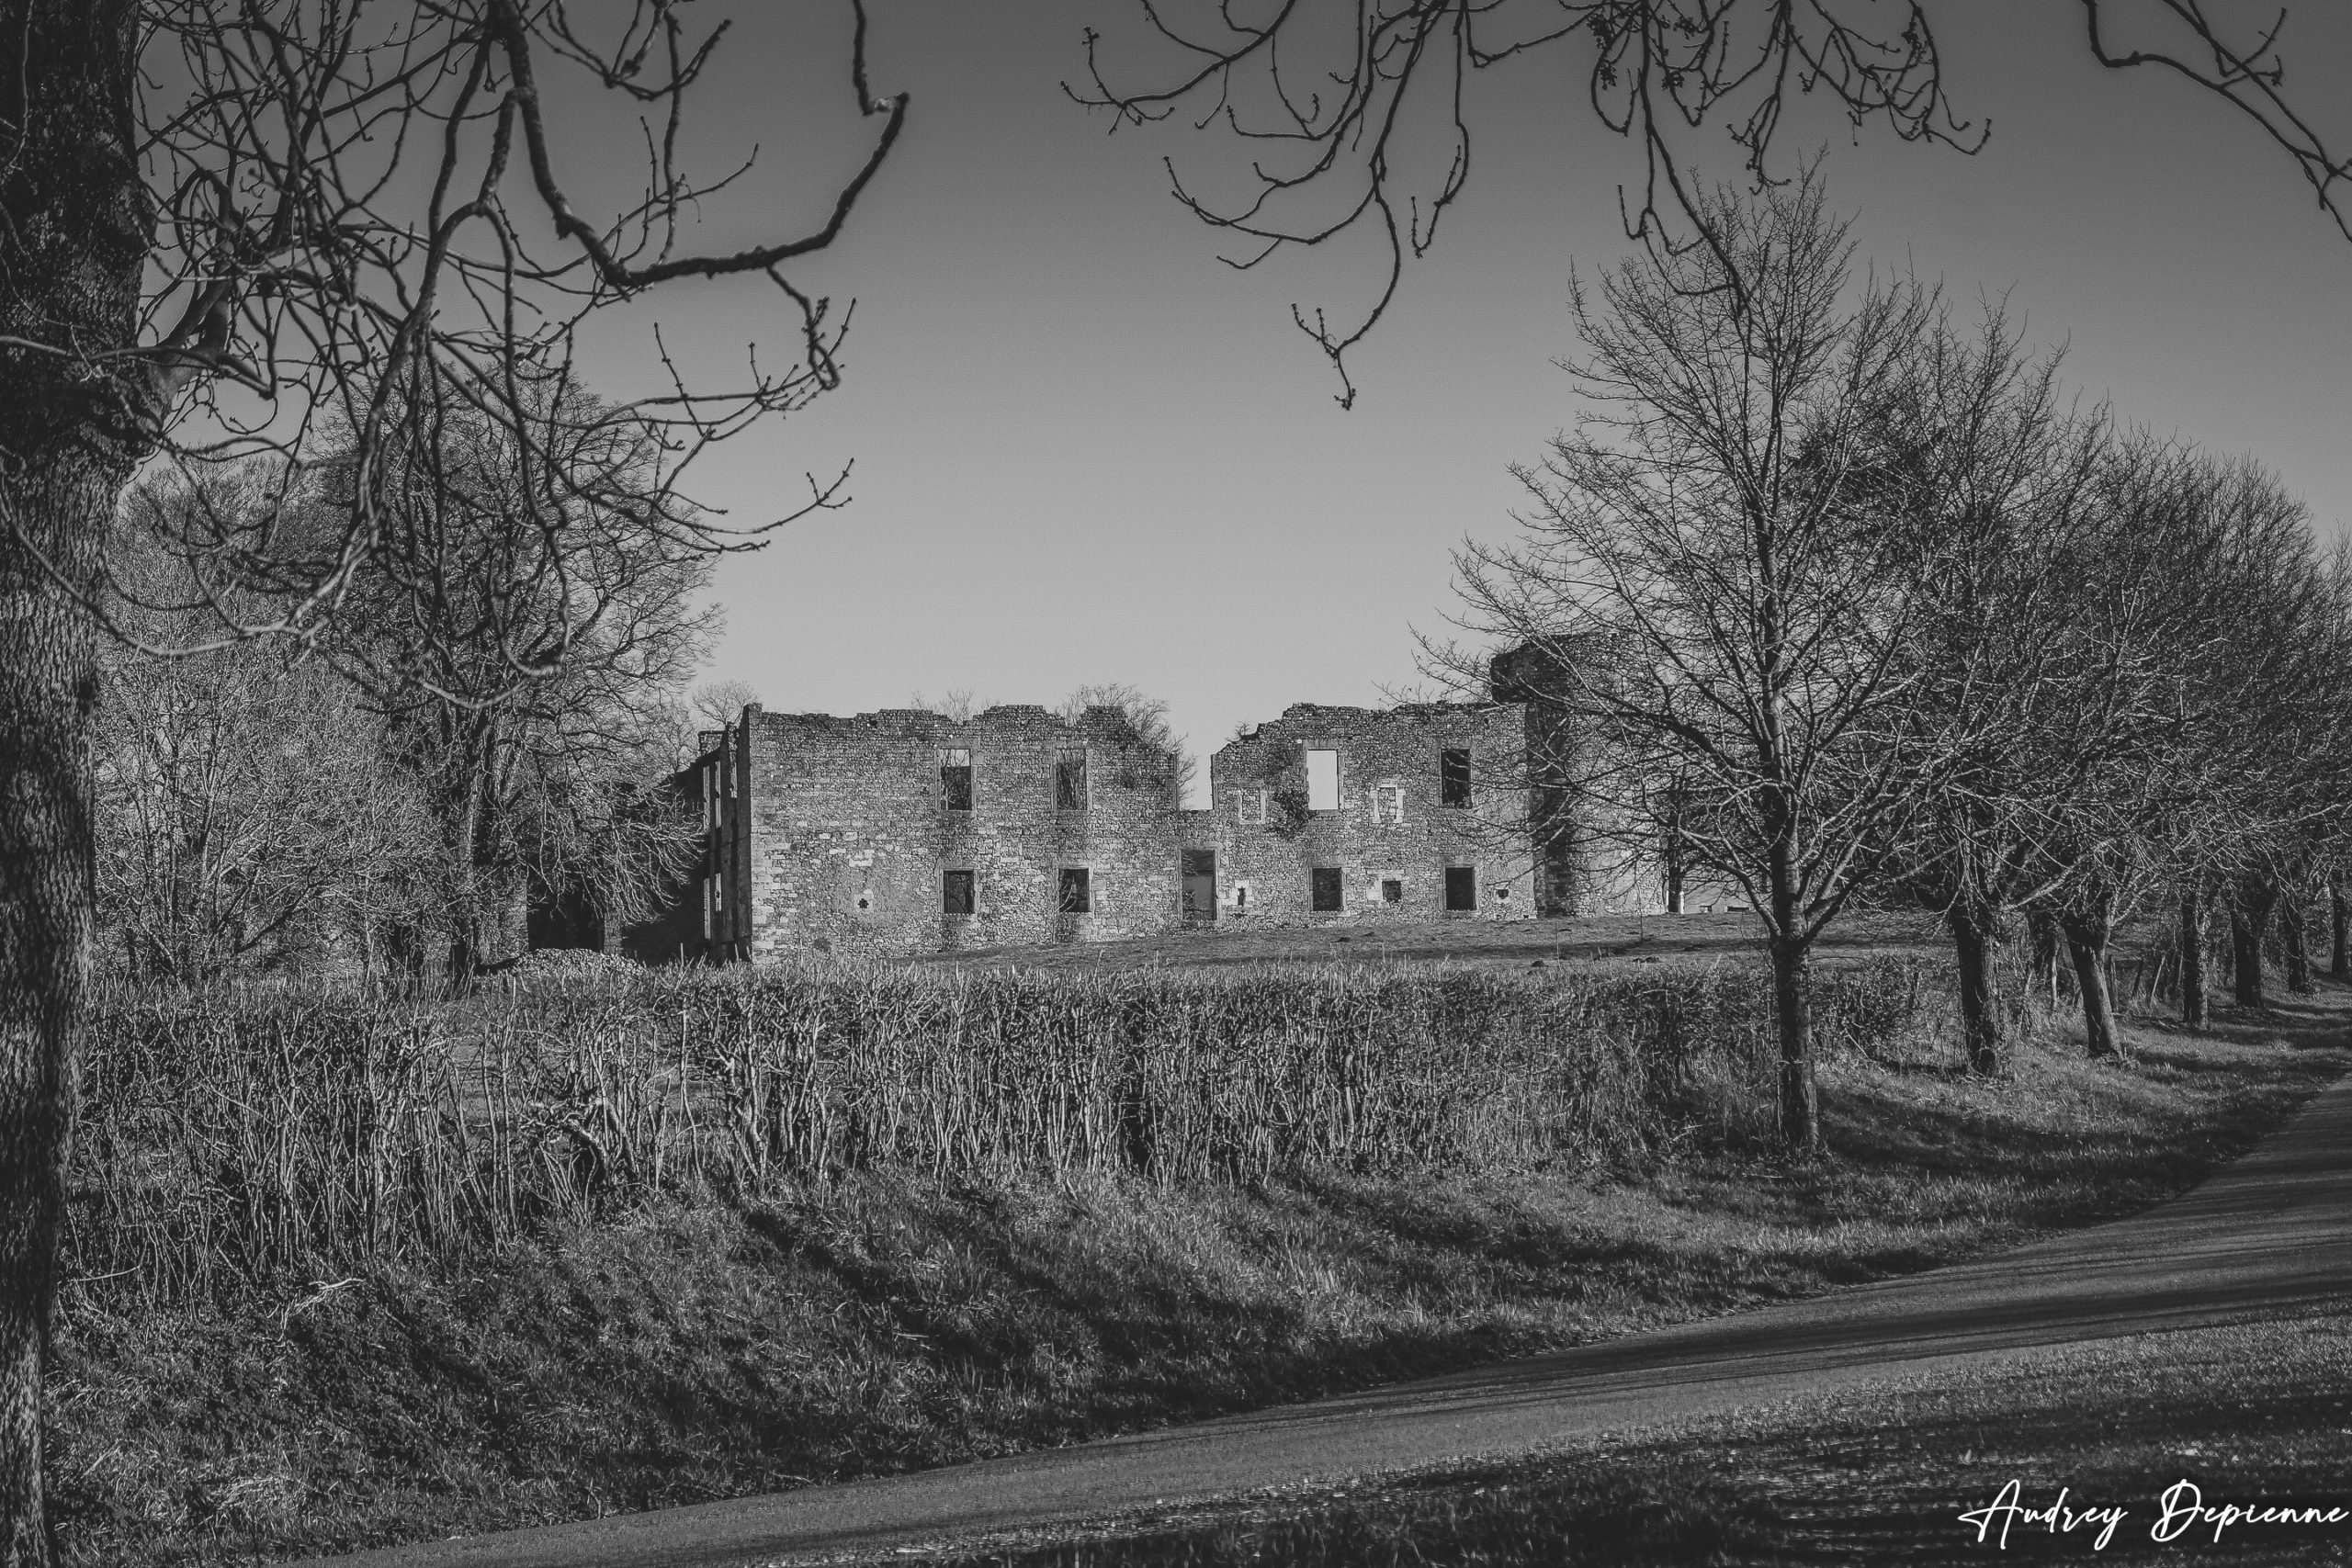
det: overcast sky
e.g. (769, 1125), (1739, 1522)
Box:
(570, 2), (2352, 806)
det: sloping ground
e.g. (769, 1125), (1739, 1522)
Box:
(50, 988), (2342, 1567)
(254, 999), (2352, 1568)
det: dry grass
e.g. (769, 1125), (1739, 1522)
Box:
(43, 952), (2348, 1566)
(68, 955), (1928, 1303)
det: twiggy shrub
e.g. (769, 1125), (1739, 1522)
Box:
(69, 956), (1931, 1303)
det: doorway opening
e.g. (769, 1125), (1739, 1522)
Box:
(1182, 849), (1216, 924)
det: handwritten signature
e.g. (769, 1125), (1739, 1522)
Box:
(1958, 1479), (2350, 1550)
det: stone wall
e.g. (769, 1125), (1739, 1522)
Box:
(733, 704), (1186, 957)
(1487, 638), (1690, 918)
(605, 639), (1720, 963)
(1204, 703), (1538, 928)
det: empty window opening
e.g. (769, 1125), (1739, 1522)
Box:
(1375, 783), (1405, 824)
(1232, 788), (1269, 826)
(1441, 750), (1472, 807)
(1445, 867), (1477, 911)
(1059, 867), (1092, 914)
(1057, 750), (1089, 810)
(1234, 885), (1250, 910)
(1311, 867), (1344, 912)
(1380, 878), (1405, 905)
(941, 749), (972, 811)
(1306, 749), (1340, 811)
(943, 870), (976, 915)
(1182, 850), (1216, 922)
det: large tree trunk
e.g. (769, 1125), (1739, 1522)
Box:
(1951, 901), (2005, 1076)
(446, 765), (486, 986)
(2179, 890), (2209, 1030)
(444, 728), (531, 985)
(2, 6), (148, 1560)
(1766, 836), (1817, 1153)
(2064, 911), (2122, 1059)
(0, 464), (114, 1568)
(2332, 877), (2348, 982)
(2282, 886), (2312, 996)
(2232, 882), (2276, 1009)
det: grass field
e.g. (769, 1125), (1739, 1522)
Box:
(43, 919), (2346, 1566)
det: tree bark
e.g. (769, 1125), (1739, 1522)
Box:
(1766, 834), (1817, 1152)
(2178, 890), (2209, 1030)
(2232, 883), (2275, 1009)
(2282, 886), (2312, 995)
(2064, 913), (2122, 1058)
(443, 725), (533, 985)
(2332, 877), (2348, 983)
(1951, 902), (2005, 1076)
(2, 6), (148, 1560)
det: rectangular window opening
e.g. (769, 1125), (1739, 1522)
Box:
(1380, 877), (1404, 905)
(1059, 867), (1092, 914)
(943, 870), (976, 915)
(1441, 750), (1472, 807)
(1445, 867), (1477, 911)
(1306, 749), (1340, 811)
(941, 749), (972, 812)
(1057, 750), (1089, 811)
(1311, 867), (1343, 913)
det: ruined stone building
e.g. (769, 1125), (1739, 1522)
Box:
(619, 642), (1684, 963)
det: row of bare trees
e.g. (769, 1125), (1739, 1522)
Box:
(1438, 174), (2352, 1149)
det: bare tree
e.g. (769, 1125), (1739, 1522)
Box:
(0, 3), (905, 1554)
(1079, 0), (2350, 404)
(93, 638), (439, 979)
(692, 678), (762, 735)
(1881, 309), (2110, 1073)
(2025, 445), (2348, 1047)
(312, 378), (720, 981)
(88, 463), (437, 978)
(1058, 682), (1196, 807)
(1442, 175), (1939, 1151)
(910, 687), (989, 723)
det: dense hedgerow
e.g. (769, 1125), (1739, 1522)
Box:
(66, 956), (1932, 1302)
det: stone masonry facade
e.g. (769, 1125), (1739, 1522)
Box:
(620, 645), (1690, 963)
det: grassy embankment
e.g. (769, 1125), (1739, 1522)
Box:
(45, 938), (2347, 1566)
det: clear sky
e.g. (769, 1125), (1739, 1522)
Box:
(568, 2), (2352, 806)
